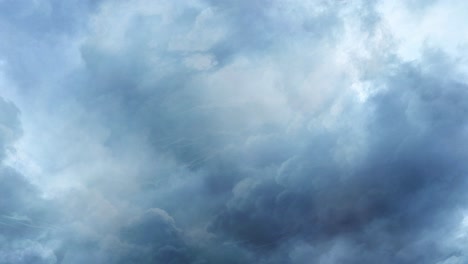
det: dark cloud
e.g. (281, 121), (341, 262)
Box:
(0, 97), (59, 263)
(205, 52), (468, 263)
(1, 0), (468, 263)
(59, 1), (468, 262)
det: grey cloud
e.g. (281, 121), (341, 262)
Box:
(117, 208), (192, 263)
(59, 2), (468, 263)
(0, 0), (101, 94)
(0, 240), (57, 264)
(208, 52), (468, 262)
(1, 0), (468, 263)
(0, 97), (58, 263)
(120, 208), (182, 247)
(0, 98), (21, 160)
(0, 0), (100, 35)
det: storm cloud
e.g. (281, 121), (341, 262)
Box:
(1, 0), (468, 263)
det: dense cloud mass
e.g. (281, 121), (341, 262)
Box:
(1, 0), (468, 263)
(0, 98), (57, 263)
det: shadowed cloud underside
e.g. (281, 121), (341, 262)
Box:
(1, 0), (468, 263)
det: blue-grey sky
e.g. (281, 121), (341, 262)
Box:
(1, 0), (468, 263)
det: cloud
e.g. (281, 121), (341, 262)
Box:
(1, 0), (468, 263)
(0, 97), (59, 263)
(0, 97), (21, 160)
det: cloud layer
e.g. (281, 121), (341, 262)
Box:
(1, 0), (468, 263)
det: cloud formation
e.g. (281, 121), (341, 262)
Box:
(1, 0), (468, 263)
(0, 97), (59, 263)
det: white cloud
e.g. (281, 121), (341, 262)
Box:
(379, 0), (468, 61)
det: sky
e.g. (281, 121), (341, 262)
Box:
(1, 0), (468, 263)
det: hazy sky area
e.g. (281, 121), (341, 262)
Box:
(1, 0), (468, 263)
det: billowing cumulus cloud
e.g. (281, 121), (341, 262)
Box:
(0, 98), (59, 263)
(1, 0), (468, 263)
